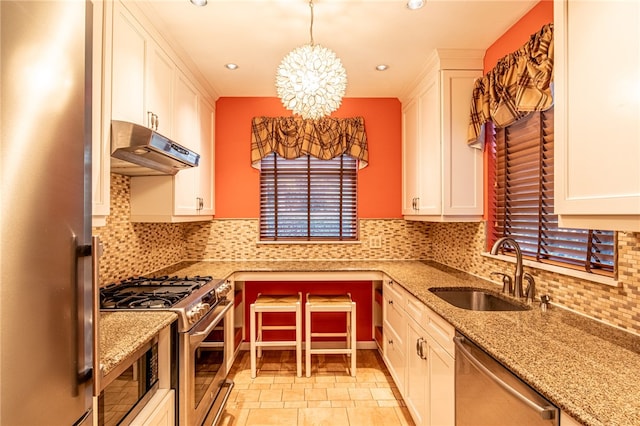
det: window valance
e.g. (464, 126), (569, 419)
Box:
(250, 116), (368, 169)
(468, 23), (554, 148)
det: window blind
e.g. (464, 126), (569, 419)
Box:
(491, 107), (615, 275)
(260, 153), (358, 241)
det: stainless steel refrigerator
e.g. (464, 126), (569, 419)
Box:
(1, 1), (94, 424)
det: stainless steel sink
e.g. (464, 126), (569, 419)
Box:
(429, 287), (529, 311)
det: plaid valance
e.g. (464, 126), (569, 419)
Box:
(251, 116), (368, 169)
(468, 23), (554, 148)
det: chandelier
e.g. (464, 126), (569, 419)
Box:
(276, 0), (347, 120)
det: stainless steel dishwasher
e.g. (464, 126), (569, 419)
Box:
(454, 332), (559, 426)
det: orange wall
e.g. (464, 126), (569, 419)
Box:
(483, 0), (553, 73)
(215, 97), (402, 218)
(482, 0), (553, 221)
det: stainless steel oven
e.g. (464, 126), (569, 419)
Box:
(180, 296), (234, 426)
(100, 276), (235, 426)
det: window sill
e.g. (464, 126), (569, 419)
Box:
(256, 240), (363, 245)
(481, 252), (620, 288)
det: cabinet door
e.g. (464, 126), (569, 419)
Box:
(441, 70), (483, 216)
(417, 74), (442, 215)
(554, 0), (640, 230)
(383, 323), (406, 393)
(111, 2), (146, 125)
(146, 44), (174, 136)
(406, 319), (428, 426)
(402, 98), (421, 215)
(172, 70), (199, 215)
(198, 98), (215, 215)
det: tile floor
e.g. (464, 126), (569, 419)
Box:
(218, 349), (415, 426)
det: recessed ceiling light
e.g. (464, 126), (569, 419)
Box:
(406, 0), (424, 10)
(375, 64), (389, 71)
(225, 63), (239, 70)
(190, 0), (207, 6)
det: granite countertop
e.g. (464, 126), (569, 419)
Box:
(99, 311), (177, 377)
(153, 259), (640, 426)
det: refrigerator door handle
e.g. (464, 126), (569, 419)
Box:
(74, 235), (93, 386)
(92, 236), (102, 396)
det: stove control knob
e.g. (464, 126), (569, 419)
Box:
(216, 282), (231, 297)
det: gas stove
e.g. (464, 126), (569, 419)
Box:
(100, 275), (232, 332)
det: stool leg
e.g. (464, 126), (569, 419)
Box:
(296, 300), (302, 377)
(350, 302), (356, 376)
(257, 311), (263, 358)
(305, 302), (311, 377)
(250, 303), (257, 378)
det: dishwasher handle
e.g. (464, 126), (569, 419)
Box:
(453, 336), (556, 420)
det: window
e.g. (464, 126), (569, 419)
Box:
(260, 153), (357, 241)
(489, 106), (616, 276)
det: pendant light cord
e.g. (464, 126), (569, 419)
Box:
(309, 0), (314, 46)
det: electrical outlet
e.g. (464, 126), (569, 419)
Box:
(369, 236), (382, 249)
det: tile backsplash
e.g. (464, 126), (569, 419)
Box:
(94, 174), (640, 334)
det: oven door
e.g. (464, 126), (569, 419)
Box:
(180, 300), (233, 426)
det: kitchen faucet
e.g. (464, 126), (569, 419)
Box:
(490, 237), (527, 299)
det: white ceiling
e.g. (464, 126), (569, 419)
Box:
(135, 0), (538, 100)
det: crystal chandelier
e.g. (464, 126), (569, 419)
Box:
(276, 0), (347, 120)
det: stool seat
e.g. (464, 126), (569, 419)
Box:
(250, 292), (302, 378)
(255, 294), (301, 305)
(307, 294), (353, 306)
(305, 293), (356, 377)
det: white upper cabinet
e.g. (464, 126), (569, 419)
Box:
(111, 2), (146, 126)
(129, 93), (215, 222)
(146, 44), (174, 136)
(554, 0), (640, 232)
(105, 1), (217, 223)
(197, 98), (215, 216)
(402, 49), (484, 222)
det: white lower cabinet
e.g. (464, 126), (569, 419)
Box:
(382, 278), (407, 391)
(130, 389), (175, 426)
(383, 284), (455, 426)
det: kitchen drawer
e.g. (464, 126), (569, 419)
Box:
(425, 306), (455, 356)
(405, 293), (426, 325)
(383, 278), (407, 312)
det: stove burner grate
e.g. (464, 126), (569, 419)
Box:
(100, 275), (214, 309)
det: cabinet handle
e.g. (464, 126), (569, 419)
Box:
(388, 299), (393, 305)
(388, 339), (393, 346)
(416, 337), (423, 356)
(420, 338), (428, 360)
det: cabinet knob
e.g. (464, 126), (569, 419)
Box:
(388, 300), (393, 305)
(388, 339), (393, 345)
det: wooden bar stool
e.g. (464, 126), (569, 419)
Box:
(305, 293), (356, 377)
(250, 292), (302, 378)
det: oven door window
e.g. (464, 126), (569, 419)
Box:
(193, 316), (225, 409)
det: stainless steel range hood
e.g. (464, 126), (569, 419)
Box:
(110, 120), (200, 176)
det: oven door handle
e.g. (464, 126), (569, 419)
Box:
(189, 301), (233, 347)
